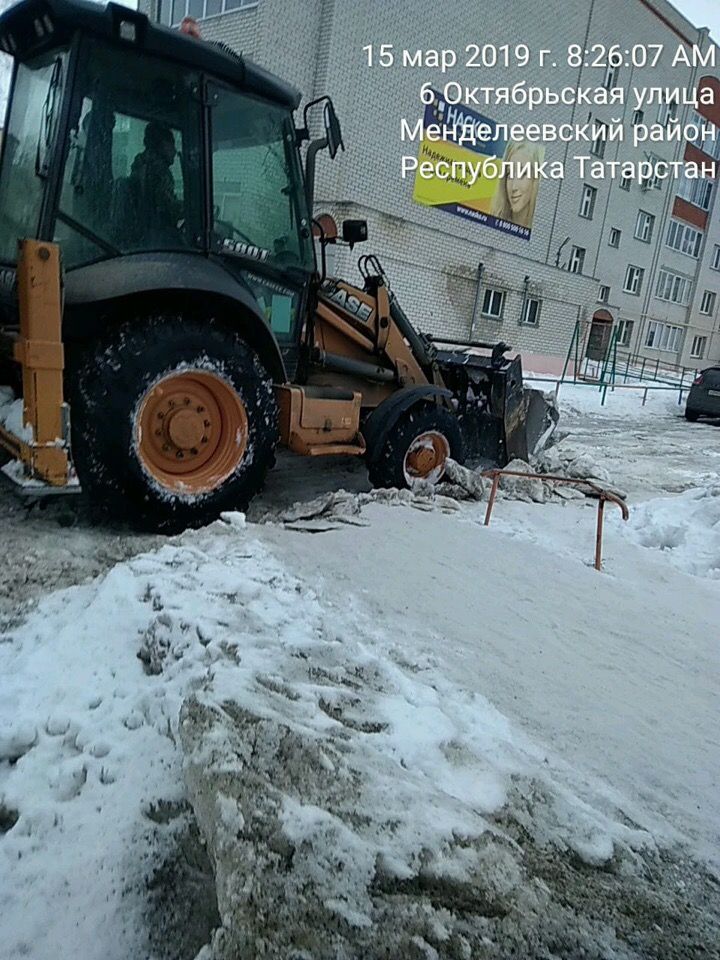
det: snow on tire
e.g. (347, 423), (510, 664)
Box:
(69, 314), (278, 532)
(368, 403), (463, 490)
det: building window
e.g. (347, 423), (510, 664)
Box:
(690, 335), (708, 359)
(579, 184), (597, 219)
(631, 109), (644, 126)
(700, 290), (717, 315)
(658, 95), (679, 127)
(603, 63), (619, 89)
(481, 287), (505, 320)
(590, 123), (607, 158)
(521, 297), (541, 326)
(619, 176), (632, 191)
(568, 246), (586, 274)
(635, 210), (655, 243)
(711, 244), (720, 271)
(598, 284), (610, 304)
(616, 319), (634, 347)
(608, 227), (622, 248)
(655, 269), (692, 305)
(624, 265), (644, 295)
(641, 171), (662, 192)
(666, 220), (703, 259)
(678, 174), (713, 211)
(161, 0), (258, 26)
(645, 321), (682, 352)
(687, 111), (720, 160)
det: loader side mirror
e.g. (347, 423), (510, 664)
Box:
(324, 101), (344, 159)
(341, 219), (367, 247)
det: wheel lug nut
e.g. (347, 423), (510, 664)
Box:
(197, 406), (205, 413)
(184, 397), (190, 405)
(190, 447), (198, 456)
(157, 412), (164, 420)
(162, 444), (170, 451)
(176, 451), (184, 459)
(203, 420), (210, 428)
(201, 436), (208, 444)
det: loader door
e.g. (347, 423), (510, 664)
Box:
(0, 47), (69, 264)
(54, 41), (203, 266)
(209, 84), (314, 378)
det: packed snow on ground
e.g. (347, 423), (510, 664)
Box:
(2, 485), (719, 957)
(538, 379), (720, 499)
(2, 383), (719, 958)
(526, 377), (689, 421)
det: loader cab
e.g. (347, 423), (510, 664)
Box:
(0, 0), (326, 374)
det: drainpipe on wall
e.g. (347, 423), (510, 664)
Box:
(469, 262), (484, 340)
(519, 275), (530, 325)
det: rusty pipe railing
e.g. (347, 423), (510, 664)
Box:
(481, 470), (630, 571)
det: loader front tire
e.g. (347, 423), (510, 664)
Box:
(70, 315), (278, 532)
(367, 403), (463, 490)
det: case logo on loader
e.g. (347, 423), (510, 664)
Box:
(320, 280), (373, 324)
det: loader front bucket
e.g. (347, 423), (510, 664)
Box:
(435, 348), (559, 467)
(524, 386), (560, 458)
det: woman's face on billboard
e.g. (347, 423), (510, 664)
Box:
(506, 164), (534, 214)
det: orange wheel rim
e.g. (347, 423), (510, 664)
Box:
(136, 370), (248, 494)
(403, 430), (450, 484)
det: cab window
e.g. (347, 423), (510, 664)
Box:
(211, 87), (313, 272)
(56, 42), (202, 266)
(0, 49), (68, 263)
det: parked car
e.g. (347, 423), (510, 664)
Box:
(685, 366), (720, 421)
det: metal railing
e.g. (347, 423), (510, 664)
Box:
(482, 469), (629, 571)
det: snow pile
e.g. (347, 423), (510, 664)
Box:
(0, 386), (33, 443)
(1, 516), (659, 959)
(179, 541), (655, 960)
(0, 521), (302, 959)
(621, 485), (720, 579)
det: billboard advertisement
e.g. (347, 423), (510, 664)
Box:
(412, 89), (544, 241)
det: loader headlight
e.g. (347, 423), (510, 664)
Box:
(118, 20), (137, 42)
(32, 15), (54, 39)
(0, 32), (17, 54)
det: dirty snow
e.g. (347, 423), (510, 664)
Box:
(1, 379), (719, 958)
(3, 506), (718, 959)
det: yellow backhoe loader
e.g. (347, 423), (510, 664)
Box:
(0, 0), (556, 531)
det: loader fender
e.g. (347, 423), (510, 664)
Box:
(63, 252), (286, 381)
(363, 385), (452, 464)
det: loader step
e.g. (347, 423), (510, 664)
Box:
(1, 460), (81, 497)
(276, 384), (364, 456)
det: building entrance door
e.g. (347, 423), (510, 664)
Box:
(586, 310), (614, 361)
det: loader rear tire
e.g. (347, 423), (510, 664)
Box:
(69, 314), (278, 532)
(367, 403), (463, 490)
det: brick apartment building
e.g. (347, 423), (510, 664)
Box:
(140, 0), (720, 373)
